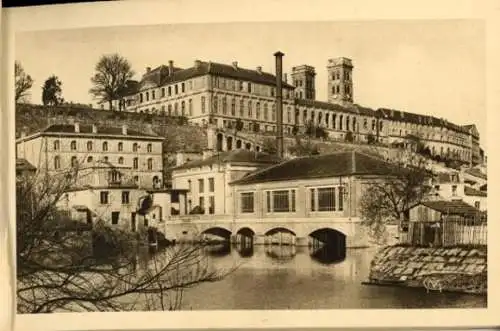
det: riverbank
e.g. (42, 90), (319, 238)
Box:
(366, 245), (487, 295)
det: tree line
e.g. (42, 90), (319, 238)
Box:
(15, 53), (134, 110)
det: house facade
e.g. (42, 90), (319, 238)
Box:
(16, 123), (164, 189)
(171, 149), (281, 216)
(431, 171), (487, 212)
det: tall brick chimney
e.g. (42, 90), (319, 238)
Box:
(274, 51), (285, 159)
(168, 60), (174, 76)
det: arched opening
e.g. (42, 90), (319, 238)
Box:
(256, 146), (261, 152)
(308, 228), (346, 264)
(265, 227), (296, 246)
(216, 133), (224, 151)
(226, 136), (233, 151)
(245, 142), (252, 150)
(264, 228), (297, 262)
(201, 227), (232, 257)
(236, 139), (242, 149)
(235, 227), (255, 257)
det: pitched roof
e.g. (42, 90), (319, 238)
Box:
(465, 168), (487, 180)
(296, 99), (375, 116)
(40, 124), (161, 138)
(173, 149), (282, 171)
(377, 108), (469, 134)
(137, 61), (295, 90)
(16, 158), (36, 171)
(464, 186), (487, 197)
(230, 151), (400, 185)
(419, 200), (480, 216)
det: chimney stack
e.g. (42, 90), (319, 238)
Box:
(74, 122), (80, 133)
(146, 67), (151, 73)
(122, 124), (128, 135)
(92, 124), (98, 134)
(168, 60), (174, 76)
(194, 59), (202, 68)
(274, 51), (284, 159)
(232, 61), (238, 69)
(256, 66), (262, 74)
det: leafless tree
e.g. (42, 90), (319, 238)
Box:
(15, 61), (34, 103)
(89, 54), (134, 112)
(16, 165), (234, 313)
(359, 152), (432, 242)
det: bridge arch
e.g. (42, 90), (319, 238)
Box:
(236, 227), (255, 237)
(308, 228), (346, 264)
(265, 227), (296, 246)
(201, 226), (232, 241)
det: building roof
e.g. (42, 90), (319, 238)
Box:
(464, 186), (487, 197)
(173, 149), (282, 171)
(296, 99), (375, 116)
(376, 108), (469, 134)
(230, 151), (400, 185)
(465, 167), (487, 180)
(16, 158), (36, 171)
(138, 60), (295, 90)
(418, 200), (480, 216)
(43, 124), (159, 137)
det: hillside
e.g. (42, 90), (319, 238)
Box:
(15, 104), (208, 153)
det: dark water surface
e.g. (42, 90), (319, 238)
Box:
(152, 244), (487, 310)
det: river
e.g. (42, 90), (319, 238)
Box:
(145, 243), (487, 310)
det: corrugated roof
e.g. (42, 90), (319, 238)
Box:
(173, 149), (282, 170)
(420, 200), (480, 216)
(230, 151), (399, 185)
(42, 124), (161, 138)
(137, 61), (295, 90)
(464, 186), (487, 197)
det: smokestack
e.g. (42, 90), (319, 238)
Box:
(168, 60), (174, 76)
(274, 51), (284, 159)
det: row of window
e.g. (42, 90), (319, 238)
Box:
(194, 195), (215, 214)
(330, 71), (351, 81)
(211, 77), (293, 99)
(53, 140), (154, 153)
(53, 155), (156, 170)
(330, 84), (351, 96)
(139, 81), (191, 103)
(142, 99), (194, 117)
(100, 190), (130, 205)
(187, 177), (215, 193)
(240, 187), (346, 214)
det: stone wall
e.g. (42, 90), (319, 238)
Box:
(368, 245), (487, 295)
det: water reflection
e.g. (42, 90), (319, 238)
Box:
(309, 244), (346, 265)
(234, 242), (254, 258)
(203, 243), (231, 257)
(265, 245), (297, 263)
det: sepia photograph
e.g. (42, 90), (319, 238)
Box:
(4, 0), (500, 330)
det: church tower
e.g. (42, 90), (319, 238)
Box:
(291, 65), (316, 100)
(327, 57), (354, 105)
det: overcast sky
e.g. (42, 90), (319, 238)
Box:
(15, 20), (486, 149)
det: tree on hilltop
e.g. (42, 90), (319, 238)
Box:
(42, 75), (64, 106)
(15, 61), (34, 103)
(89, 54), (134, 111)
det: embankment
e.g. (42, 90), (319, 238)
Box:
(366, 245), (487, 295)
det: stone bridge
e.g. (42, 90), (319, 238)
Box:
(158, 215), (370, 249)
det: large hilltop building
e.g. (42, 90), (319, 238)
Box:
(121, 56), (482, 165)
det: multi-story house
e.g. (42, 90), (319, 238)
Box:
(170, 149), (281, 216)
(16, 123), (164, 189)
(431, 171), (487, 211)
(123, 56), (481, 165)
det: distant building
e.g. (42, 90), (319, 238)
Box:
(16, 158), (36, 179)
(121, 56), (480, 165)
(16, 123), (164, 189)
(431, 171), (487, 211)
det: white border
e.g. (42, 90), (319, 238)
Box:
(3, 0), (500, 330)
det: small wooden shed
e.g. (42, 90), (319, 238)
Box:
(407, 200), (485, 247)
